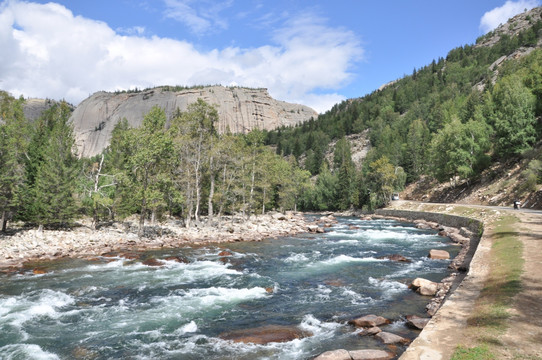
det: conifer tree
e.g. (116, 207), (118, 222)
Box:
(32, 102), (78, 228)
(0, 93), (30, 231)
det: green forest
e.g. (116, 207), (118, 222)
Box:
(1, 13), (542, 234)
(265, 15), (542, 209)
(0, 96), (311, 234)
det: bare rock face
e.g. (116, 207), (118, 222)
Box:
(22, 98), (56, 121)
(70, 86), (318, 157)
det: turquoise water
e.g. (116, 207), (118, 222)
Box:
(0, 217), (459, 359)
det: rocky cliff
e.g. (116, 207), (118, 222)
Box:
(70, 86), (318, 157)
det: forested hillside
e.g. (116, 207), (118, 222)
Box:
(266, 7), (542, 210)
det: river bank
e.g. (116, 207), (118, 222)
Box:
(0, 212), (317, 270)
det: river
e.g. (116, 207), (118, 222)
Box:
(0, 216), (459, 359)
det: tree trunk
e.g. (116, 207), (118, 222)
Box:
(138, 172), (148, 238)
(151, 209), (156, 225)
(248, 158), (255, 219)
(138, 199), (146, 238)
(262, 188), (266, 215)
(208, 155), (214, 222)
(1, 209), (6, 233)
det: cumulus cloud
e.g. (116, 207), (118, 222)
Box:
(0, 0), (362, 113)
(480, 0), (540, 33)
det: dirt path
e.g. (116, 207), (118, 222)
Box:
(497, 212), (542, 359)
(390, 202), (542, 359)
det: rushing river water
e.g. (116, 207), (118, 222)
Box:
(0, 216), (459, 360)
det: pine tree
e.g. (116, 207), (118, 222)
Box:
(0, 93), (30, 231)
(32, 102), (78, 227)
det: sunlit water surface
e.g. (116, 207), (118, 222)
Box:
(0, 217), (459, 359)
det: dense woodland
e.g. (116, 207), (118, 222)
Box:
(265, 14), (542, 209)
(1, 12), (542, 234)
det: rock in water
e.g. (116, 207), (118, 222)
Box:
(378, 254), (411, 262)
(375, 331), (410, 345)
(314, 349), (352, 360)
(405, 315), (431, 330)
(348, 314), (390, 328)
(219, 325), (312, 344)
(428, 249), (450, 260)
(410, 278), (438, 296)
(349, 349), (394, 360)
(70, 86), (318, 157)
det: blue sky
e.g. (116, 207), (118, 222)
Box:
(0, 0), (539, 113)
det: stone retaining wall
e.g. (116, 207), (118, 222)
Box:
(374, 209), (488, 360)
(374, 209), (483, 238)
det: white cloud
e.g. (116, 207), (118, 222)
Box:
(0, 1), (362, 113)
(480, 0), (540, 33)
(163, 0), (232, 35)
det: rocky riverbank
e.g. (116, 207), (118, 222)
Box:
(0, 212), (316, 270)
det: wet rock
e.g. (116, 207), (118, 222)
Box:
(428, 249), (450, 260)
(314, 349), (351, 360)
(348, 225), (360, 230)
(359, 326), (382, 336)
(323, 279), (346, 287)
(349, 349), (394, 360)
(349, 314), (390, 328)
(142, 258), (164, 267)
(375, 331), (410, 345)
(378, 254), (411, 262)
(405, 315), (431, 330)
(219, 325), (312, 344)
(32, 268), (47, 275)
(119, 252), (140, 260)
(265, 287), (274, 293)
(218, 250), (233, 257)
(164, 256), (189, 263)
(410, 278), (438, 296)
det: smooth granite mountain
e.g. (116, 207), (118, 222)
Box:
(68, 86), (317, 157)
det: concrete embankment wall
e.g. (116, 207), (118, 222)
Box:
(375, 209), (483, 239)
(374, 209), (486, 359)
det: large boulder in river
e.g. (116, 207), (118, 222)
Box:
(428, 249), (450, 260)
(375, 331), (410, 345)
(349, 349), (394, 360)
(314, 349), (393, 360)
(378, 254), (411, 262)
(405, 315), (431, 330)
(314, 349), (351, 360)
(219, 325), (312, 344)
(410, 278), (438, 296)
(348, 314), (390, 328)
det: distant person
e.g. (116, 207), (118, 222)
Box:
(514, 200), (521, 210)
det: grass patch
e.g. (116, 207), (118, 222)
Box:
(453, 215), (524, 357)
(451, 344), (495, 360)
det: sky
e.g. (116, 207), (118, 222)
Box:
(0, 0), (540, 113)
